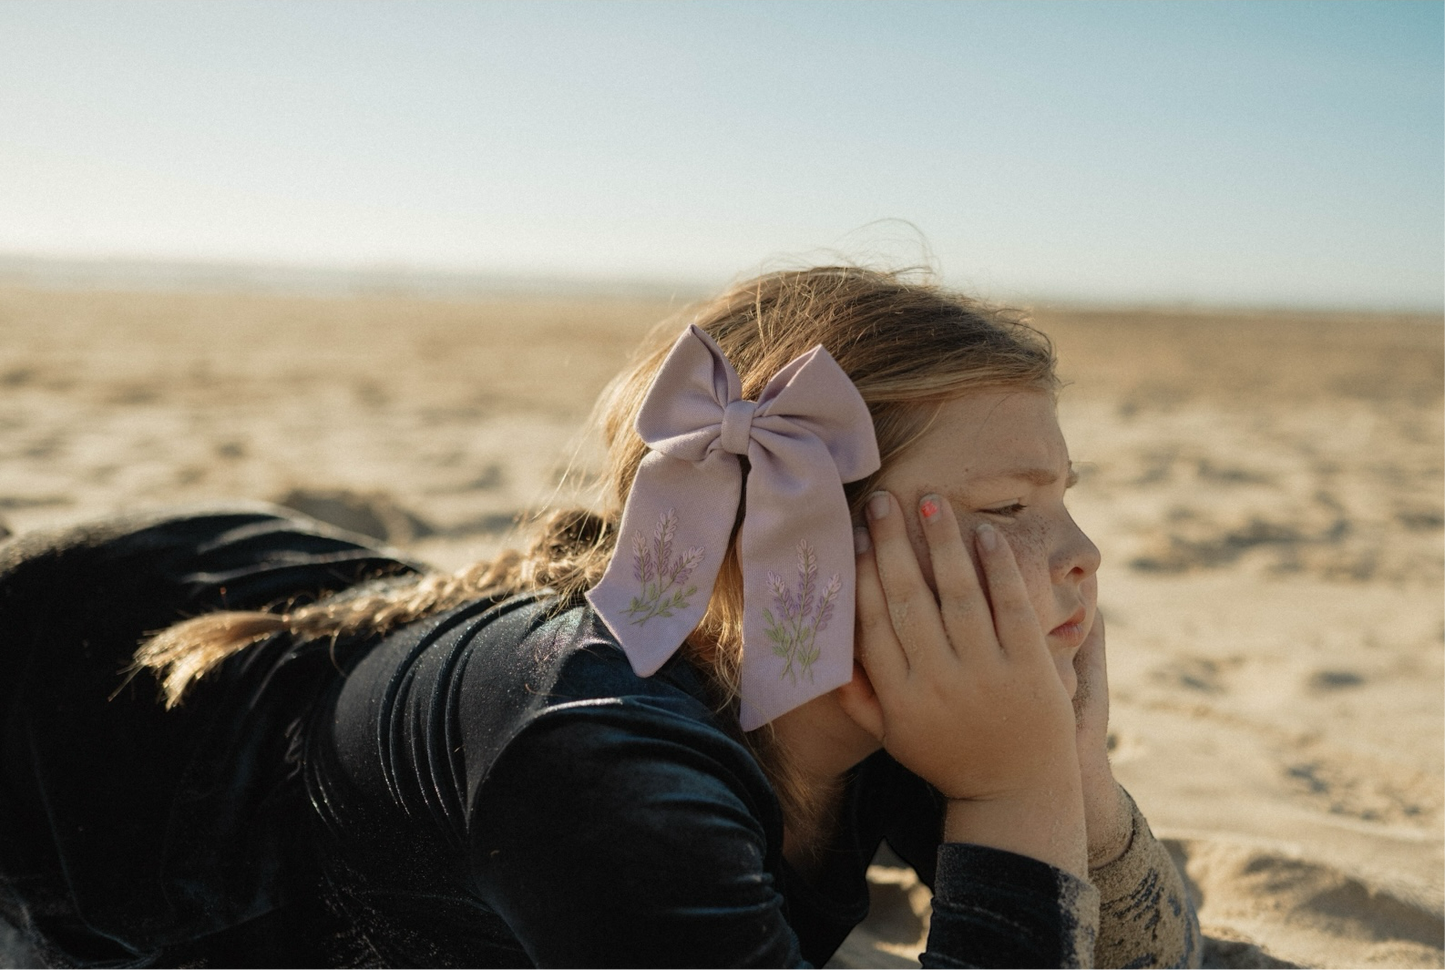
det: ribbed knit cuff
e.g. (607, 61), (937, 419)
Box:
(1089, 789), (1202, 969)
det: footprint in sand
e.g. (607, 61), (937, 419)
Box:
(1151, 656), (1246, 695)
(1283, 752), (1440, 826)
(1307, 669), (1366, 691)
(1166, 837), (1445, 970)
(1199, 935), (1302, 968)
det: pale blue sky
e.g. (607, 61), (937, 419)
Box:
(1, 1), (1441, 309)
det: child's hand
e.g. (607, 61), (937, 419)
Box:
(1073, 613), (1133, 868)
(838, 490), (1087, 876)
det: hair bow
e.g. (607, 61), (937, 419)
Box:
(587, 325), (880, 730)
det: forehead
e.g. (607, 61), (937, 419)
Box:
(886, 389), (1068, 485)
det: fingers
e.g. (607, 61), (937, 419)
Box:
(1082, 610), (1106, 656)
(853, 524), (909, 688)
(917, 493), (994, 661)
(865, 491), (949, 669)
(1073, 611), (1106, 681)
(973, 522), (1047, 662)
(1072, 611), (1108, 726)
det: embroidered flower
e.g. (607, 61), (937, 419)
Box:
(624, 509), (704, 626)
(761, 539), (841, 683)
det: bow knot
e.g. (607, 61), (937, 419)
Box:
(587, 325), (880, 730)
(718, 399), (757, 455)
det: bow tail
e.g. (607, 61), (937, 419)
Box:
(735, 445), (858, 732)
(587, 450), (740, 677)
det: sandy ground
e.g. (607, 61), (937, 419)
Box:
(0, 283), (1440, 968)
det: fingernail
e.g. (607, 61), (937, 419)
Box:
(919, 494), (941, 520)
(976, 522), (998, 551)
(867, 492), (890, 520)
(853, 526), (871, 554)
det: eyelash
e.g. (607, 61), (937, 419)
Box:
(983, 503), (1028, 517)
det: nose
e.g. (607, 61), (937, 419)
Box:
(1052, 511), (1101, 584)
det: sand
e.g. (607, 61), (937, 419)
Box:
(0, 283), (1440, 968)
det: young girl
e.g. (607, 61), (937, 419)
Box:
(0, 266), (1199, 967)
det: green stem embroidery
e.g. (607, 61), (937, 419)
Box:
(623, 509), (704, 626)
(762, 539), (840, 683)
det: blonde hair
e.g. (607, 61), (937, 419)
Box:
(136, 265), (1057, 833)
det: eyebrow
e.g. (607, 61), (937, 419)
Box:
(977, 462), (1079, 488)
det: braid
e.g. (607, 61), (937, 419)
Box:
(136, 509), (613, 708)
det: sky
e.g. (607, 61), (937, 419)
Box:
(0, 0), (1441, 310)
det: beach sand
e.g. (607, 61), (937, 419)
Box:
(0, 283), (1440, 968)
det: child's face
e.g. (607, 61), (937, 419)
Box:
(872, 388), (1100, 696)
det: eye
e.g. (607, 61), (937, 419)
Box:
(982, 502), (1027, 517)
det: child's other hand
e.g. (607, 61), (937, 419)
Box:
(838, 490), (1087, 877)
(1074, 613), (1132, 868)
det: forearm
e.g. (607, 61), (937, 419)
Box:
(1089, 789), (1202, 969)
(942, 771), (1089, 880)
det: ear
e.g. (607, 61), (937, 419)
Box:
(834, 659), (885, 741)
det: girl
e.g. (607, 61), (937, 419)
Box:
(0, 266), (1198, 967)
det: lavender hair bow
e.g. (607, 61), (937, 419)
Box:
(586, 325), (880, 730)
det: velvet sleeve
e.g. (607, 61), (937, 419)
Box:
(469, 704), (804, 968)
(923, 844), (1100, 968)
(469, 704), (1103, 969)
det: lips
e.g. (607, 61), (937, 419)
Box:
(1048, 608), (1089, 648)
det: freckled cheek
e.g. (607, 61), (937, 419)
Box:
(996, 518), (1054, 612)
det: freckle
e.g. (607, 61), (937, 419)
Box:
(1010, 519), (1050, 568)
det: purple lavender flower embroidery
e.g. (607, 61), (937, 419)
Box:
(624, 509), (704, 626)
(761, 539), (841, 683)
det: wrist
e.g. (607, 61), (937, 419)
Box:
(943, 774), (1088, 880)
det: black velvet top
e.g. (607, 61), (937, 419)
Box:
(305, 591), (1097, 968)
(0, 507), (1193, 968)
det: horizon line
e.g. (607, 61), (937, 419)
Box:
(1, 251), (1439, 318)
